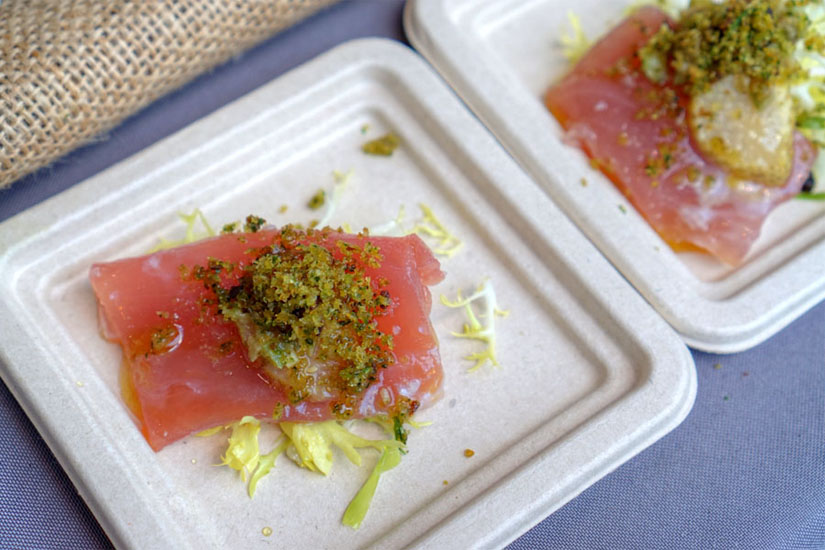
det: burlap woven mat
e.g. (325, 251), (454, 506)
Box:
(0, 0), (340, 188)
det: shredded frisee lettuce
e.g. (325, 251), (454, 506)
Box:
(148, 209), (216, 252)
(306, 172), (465, 251)
(441, 278), (508, 372)
(412, 204), (463, 257)
(198, 416), (404, 527)
(368, 203), (463, 258)
(559, 12), (591, 63)
(280, 420), (402, 475)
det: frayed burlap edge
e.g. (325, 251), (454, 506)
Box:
(0, 0), (340, 188)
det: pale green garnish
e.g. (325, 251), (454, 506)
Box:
(342, 447), (402, 529)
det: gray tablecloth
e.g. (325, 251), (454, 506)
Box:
(1, 1), (823, 548)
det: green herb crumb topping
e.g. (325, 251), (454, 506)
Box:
(193, 225), (394, 408)
(640, 0), (811, 102)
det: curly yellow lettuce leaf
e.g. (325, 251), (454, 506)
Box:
(220, 416), (262, 482)
(248, 439), (290, 498)
(280, 420), (402, 476)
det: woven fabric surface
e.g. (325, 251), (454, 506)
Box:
(0, 0), (338, 188)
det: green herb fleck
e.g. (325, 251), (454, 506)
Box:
(243, 215), (266, 233)
(362, 133), (400, 156)
(307, 189), (326, 210)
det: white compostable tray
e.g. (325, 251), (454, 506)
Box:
(0, 39), (694, 549)
(405, 0), (825, 353)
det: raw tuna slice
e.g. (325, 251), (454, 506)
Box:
(545, 7), (815, 265)
(90, 228), (444, 451)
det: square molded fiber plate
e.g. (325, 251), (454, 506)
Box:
(405, 0), (825, 353)
(0, 39), (694, 549)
